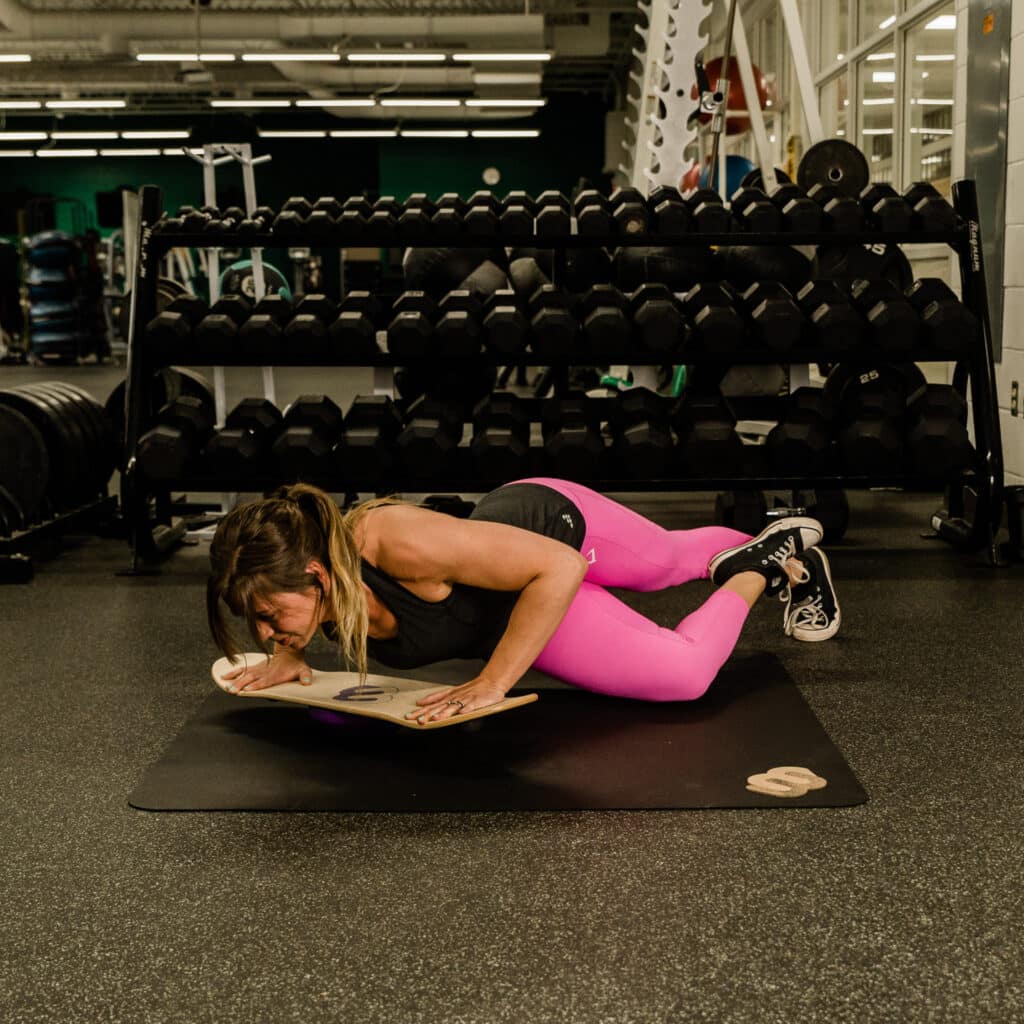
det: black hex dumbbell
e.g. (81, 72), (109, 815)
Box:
(431, 193), (467, 236)
(579, 284), (631, 358)
(766, 387), (834, 476)
(202, 397), (283, 478)
(528, 285), (580, 359)
(435, 289), (483, 357)
(807, 183), (864, 233)
(905, 384), (974, 479)
(648, 185), (691, 235)
(859, 183), (913, 233)
(145, 293), (206, 364)
(739, 282), (805, 354)
(768, 183), (823, 232)
(535, 190), (572, 239)
(681, 282), (745, 354)
(611, 187), (649, 235)
(306, 197), (342, 235)
(398, 195), (436, 240)
(500, 191), (536, 236)
(471, 392), (532, 481)
(194, 294), (251, 360)
(272, 394), (345, 483)
(685, 188), (732, 233)
(629, 283), (688, 356)
(541, 395), (604, 480)
(482, 289), (529, 355)
(283, 294), (338, 361)
(731, 187), (782, 233)
(847, 278), (921, 356)
(273, 197), (313, 235)
(335, 394), (403, 483)
(396, 395), (464, 478)
(338, 196), (370, 242)
(386, 291), (437, 359)
(137, 395), (215, 481)
(671, 392), (747, 477)
(609, 387), (673, 479)
(329, 292), (384, 359)
(903, 182), (959, 232)
(464, 191), (501, 236)
(904, 278), (978, 356)
(238, 293), (293, 361)
(794, 280), (865, 355)
(575, 190), (613, 236)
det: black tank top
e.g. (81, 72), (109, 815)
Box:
(328, 482), (586, 670)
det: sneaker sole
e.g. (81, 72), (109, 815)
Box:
(790, 546), (841, 642)
(708, 516), (824, 584)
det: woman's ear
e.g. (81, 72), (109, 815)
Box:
(306, 560), (331, 595)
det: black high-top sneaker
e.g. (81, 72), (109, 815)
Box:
(708, 517), (823, 597)
(783, 546), (841, 641)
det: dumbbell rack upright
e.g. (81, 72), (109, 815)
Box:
(118, 180), (1005, 570)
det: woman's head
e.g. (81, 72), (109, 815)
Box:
(207, 483), (369, 677)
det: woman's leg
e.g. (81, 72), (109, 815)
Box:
(514, 477), (752, 591)
(532, 580), (752, 702)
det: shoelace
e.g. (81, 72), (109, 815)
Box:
(787, 593), (829, 631)
(777, 557), (811, 604)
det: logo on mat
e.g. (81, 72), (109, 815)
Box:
(585, 548), (597, 564)
(746, 766), (828, 798)
(334, 685), (400, 705)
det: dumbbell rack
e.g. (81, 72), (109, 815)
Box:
(119, 180), (1005, 568)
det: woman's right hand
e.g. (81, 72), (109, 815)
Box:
(221, 651), (313, 693)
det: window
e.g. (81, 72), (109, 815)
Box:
(905, 2), (955, 195)
(858, 0), (898, 44)
(857, 42), (897, 182)
(820, 74), (850, 141)
(819, 0), (851, 69)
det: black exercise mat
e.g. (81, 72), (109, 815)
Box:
(129, 653), (867, 812)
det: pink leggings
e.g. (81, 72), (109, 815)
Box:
(515, 478), (753, 702)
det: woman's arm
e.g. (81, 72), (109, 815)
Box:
(370, 505), (589, 694)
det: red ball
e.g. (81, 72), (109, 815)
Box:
(690, 56), (769, 136)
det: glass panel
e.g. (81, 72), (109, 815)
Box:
(819, 0), (850, 69)
(820, 73), (850, 141)
(905, 3), (956, 196)
(858, 0), (898, 44)
(856, 42), (896, 183)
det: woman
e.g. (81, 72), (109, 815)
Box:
(208, 479), (840, 724)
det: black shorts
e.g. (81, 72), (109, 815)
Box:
(469, 482), (586, 550)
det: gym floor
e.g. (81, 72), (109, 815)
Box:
(3, 364), (1022, 1024)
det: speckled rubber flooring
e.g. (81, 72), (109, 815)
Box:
(3, 472), (1023, 1023)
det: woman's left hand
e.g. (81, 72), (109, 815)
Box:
(405, 676), (509, 725)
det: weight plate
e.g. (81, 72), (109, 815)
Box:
(0, 387), (82, 510)
(220, 259), (291, 302)
(0, 404), (49, 525)
(797, 140), (870, 199)
(739, 166), (792, 191)
(49, 382), (116, 494)
(17, 384), (94, 505)
(28, 382), (111, 498)
(812, 243), (913, 291)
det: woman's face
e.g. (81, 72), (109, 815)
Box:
(252, 587), (322, 649)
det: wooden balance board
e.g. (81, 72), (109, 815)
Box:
(211, 654), (539, 730)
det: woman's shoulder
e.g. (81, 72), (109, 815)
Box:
(354, 502), (434, 559)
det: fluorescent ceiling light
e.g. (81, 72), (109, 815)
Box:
(0, 150), (34, 157)
(912, 98), (954, 105)
(861, 128), (894, 135)
(836, 129), (846, 136)
(401, 130), (469, 138)
(52, 131), (119, 141)
(209, 99), (292, 107)
(0, 55), (31, 63)
(910, 127), (953, 135)
(473, 72), (542, 85)
(0, 100), (42, 109)
(866, 52), (896, 61)
(878, 15), (896, 29)
(241, 53), (340, 63)
(37, 149), (98, 157)
(379, 98), (461, 107)
(46, 99), (126, 109)
(258, 130), (327, 138)
(873, 71), (896, 83)
(464, 98), (546, 107)
(347, 53), (446, 63)
(122, 131), (191, 140)
(329, 130), (398, 138)
(836, 52), (845, 60)
(916, 54), (955, 61)
(163, 148), (205, 156)
(862, 98), (895, 105)
(294, 99), (375, 108)
(471, 129), (540, 138)
(926, 15), (956, 30)
(0, 131), (46, 141)
(136, 53), (235, 62)
(99, 148), (162, 157)
(453, 53), (552, 62)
